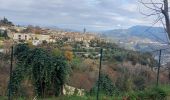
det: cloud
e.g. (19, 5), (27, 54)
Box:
(121, 3), (138, 13)
(0, 0), (153, 31)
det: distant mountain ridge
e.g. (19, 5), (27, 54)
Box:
(101, 25), (168, 43)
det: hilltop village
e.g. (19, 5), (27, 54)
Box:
(0, 18), (109, 57)
(0, 19), (103, 46)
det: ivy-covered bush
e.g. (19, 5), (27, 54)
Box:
(9, 43), (70, 97)
(90, 74), (116, 96)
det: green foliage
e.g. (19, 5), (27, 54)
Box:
(90, 74), (116, 96)
(3, 85), (170, 100)
(14, 43), (30, 61)
(102, 44), (157, 67)
(0, 17), (14, 26)
(9, 63), (25, 96)
(0, 44), (3, 48)
(52, 48), (63, 57)
(0, 37), (4, 40)
(9, 43), (70, 97)
(70, 57), (81, 70)
(133, 76), (145, 90)
(55, 37), (157, 68)
(0, 30), (9, 39)
(128, 86), (167, 100)
(115, 75), (133, 93)
(115, 70), (146, 94)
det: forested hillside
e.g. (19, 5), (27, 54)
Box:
(1, 38), (169, 99)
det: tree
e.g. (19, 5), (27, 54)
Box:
(64, 51), (74, 61)
(139, 0), (170, 41)
(90, 74), (116, 96)
(0, 17), (14, 26)
(0, 30), (9, 39)
(34, 26), (41, 34)
(22, 25), (34, 33)
(52, 48), (63, 57)
(9, 44), (70, 97)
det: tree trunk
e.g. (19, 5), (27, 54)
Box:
(163, 0), (170, 40)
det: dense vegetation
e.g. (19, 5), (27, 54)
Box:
(9, 44), (70, 98)
(0, 37), (168, 99)
(70, 39), (158, 67)
(0, 17), (14, 26)
(0, 30), (9, 39)
(1, 85), (170, 100)
(90, 74), (116, 96)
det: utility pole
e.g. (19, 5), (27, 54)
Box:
(97, 48), (103, 100)
(156, 49), (162, 86)
(8, 46), (13, 100)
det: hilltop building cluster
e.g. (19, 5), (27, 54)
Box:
(0, 24), (106, 46)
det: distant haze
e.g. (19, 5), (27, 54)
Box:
(101, 25), (169, 43)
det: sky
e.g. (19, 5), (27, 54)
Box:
(0, 0), (158, 31)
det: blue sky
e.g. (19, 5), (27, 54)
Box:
(0, 0), (155, 31)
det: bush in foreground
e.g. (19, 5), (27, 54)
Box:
(128, 86), (169, 100)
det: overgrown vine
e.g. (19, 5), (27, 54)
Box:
(8, 43), (70, 97)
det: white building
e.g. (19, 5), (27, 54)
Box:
(0, 49), (4, 53)
(32, 40), (42, 46)
(13, 33), (31, 41)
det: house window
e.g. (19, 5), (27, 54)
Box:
(25, 35), (27, 40)
(18, 35), (21, 40)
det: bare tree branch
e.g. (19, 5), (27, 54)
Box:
(139, 0), (170, 41)
(151, 0), (163, 9)
(140, 11), (161, 17)
(139, 0), (162, 12)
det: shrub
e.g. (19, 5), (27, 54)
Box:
(128, 86), (167, 100)
(90, 74), (116, 96)
(9, 44), (71, 97)
(133, 76), (145, 90)
(115, 74), (134, 93)
(70, 57), (81, 70)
